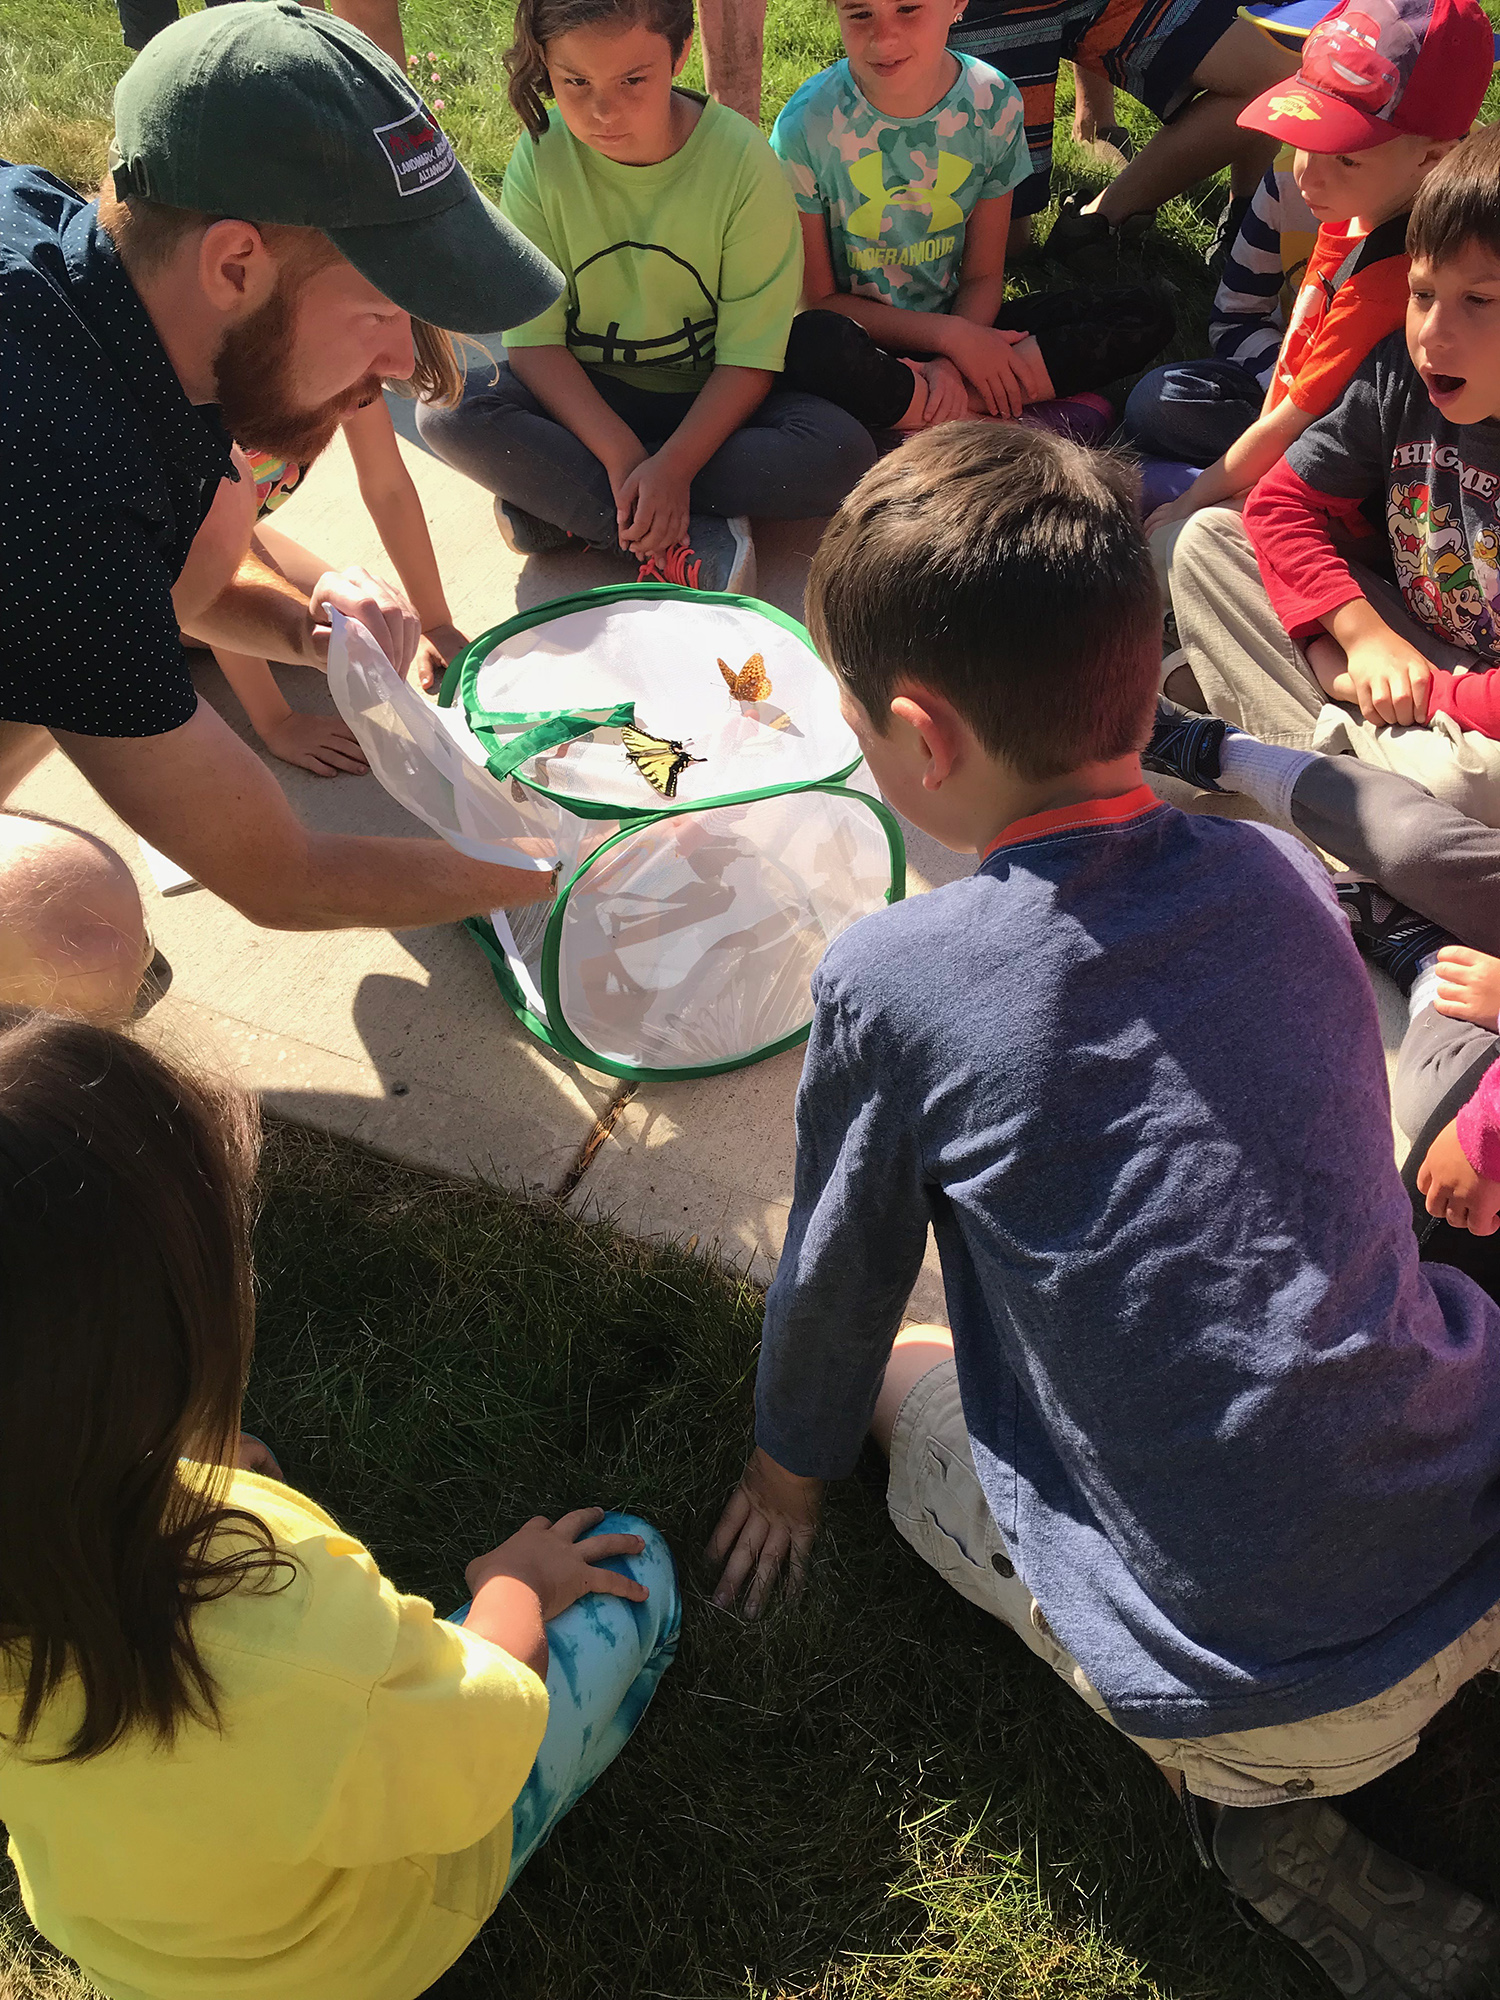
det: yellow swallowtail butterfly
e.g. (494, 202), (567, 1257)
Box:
(621, 724), (705, 798)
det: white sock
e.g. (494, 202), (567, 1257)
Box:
(1217, 732), (1318, 824)
(1408, 953), (1442, 1020)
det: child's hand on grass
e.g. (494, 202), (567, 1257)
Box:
(1433, 946), (1500, 1031)
(467, 1508), (649, 1624)
(1335, 627), (1433, 728)
(1416, 1117), (1500, 1235)
(708, 1447), (825, 1618)
(258, 710), (369, 778)
(616, 450), (692, 559)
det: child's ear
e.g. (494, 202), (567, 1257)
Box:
(673, 32), (693, 78)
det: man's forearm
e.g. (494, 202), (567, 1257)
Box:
(188, 551), (319, 668)
(253, 830), (555, 931)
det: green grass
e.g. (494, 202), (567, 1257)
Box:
(6, 1122), (1500, 2000)
(4, 3), (1500, 1994)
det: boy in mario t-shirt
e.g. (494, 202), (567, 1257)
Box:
(1145, 0), (1490, 571)
(1172, 125), (1500, 827)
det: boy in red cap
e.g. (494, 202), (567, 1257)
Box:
(1145, 0), (1491, 586)
(1170, 121), (1500, 824)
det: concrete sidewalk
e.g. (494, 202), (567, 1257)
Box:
(13, 415), (1408, 1329)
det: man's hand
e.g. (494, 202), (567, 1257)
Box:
(467, 1507), (649, 1623)
(941, 320), (1042, 420)
(1417, 1117), (1500, 1235)
(258, 709), (369, 778)
(1337, 625), (1434, 728)
(1434, 946), (1500, 1032)
(615, 450), (692, 559)
(708, 1448), (824, 1617)
(309, 567), (422, 678)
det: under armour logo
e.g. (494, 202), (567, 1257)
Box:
(846, 149), (972, 240)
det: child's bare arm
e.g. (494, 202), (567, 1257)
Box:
(1323, 596), (1435, 728)
(1145, 393), (1314, 532)
(617, 365), (771, 557)
(795, 207), (1044, 418)
(213, 647), (369, 779)
(342, 399), (468, 692)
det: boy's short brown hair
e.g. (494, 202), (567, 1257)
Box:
(806, 424), (1159, 783)
(1408, 124), (1500, 270)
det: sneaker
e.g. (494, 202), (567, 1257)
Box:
(637, 515), (755, 595)
(1335, 879), (1457, 995)
(1042, 190), (1158, 264)
(1141, 696), (1228, 793)
(1212, 1798), (1500, 1996)
(494, 498), (584, 557)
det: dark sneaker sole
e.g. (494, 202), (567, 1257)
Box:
(1214, 1800), (1500, 1997)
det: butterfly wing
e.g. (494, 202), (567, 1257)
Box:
(718, 653), (772, 702)
(622, 724), (703, 798)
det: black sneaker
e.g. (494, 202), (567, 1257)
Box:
(494, 499), (585, 557)
(1213, 1798), (1500, 1996)
(1141, 696), (1228, 793)
(1043, 190), (1158, 264)
(1335, 879), (1457, 996)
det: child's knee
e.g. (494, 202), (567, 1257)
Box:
(597, 1512), (680, 1650)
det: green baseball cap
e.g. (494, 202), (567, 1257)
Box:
(110, 0), (561, 335)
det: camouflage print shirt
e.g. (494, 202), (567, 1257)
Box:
(770, 55), (1031, 316)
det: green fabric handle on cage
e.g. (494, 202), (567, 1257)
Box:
(476, 702), (637, 783)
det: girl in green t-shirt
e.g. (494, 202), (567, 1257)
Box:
(416, 0), (878, 594)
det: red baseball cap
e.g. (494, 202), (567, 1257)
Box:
(1238, 0), (1493, 151)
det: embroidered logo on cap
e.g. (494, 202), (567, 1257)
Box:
(373, 103), (457, 197)
(1268, 90), (1323, 118)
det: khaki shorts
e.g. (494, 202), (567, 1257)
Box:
(887, 1359), (1500, 1807)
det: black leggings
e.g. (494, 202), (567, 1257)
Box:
(782, 288), (1176, 430)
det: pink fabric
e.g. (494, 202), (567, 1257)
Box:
(1456, 1062), (1500, 1181)
(1242, 459), (1374, 642)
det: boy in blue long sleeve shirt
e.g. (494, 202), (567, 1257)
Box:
(709, 423), (1500, 2000)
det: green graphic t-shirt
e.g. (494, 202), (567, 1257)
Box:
(501, 94), (802, 395)
(770, 55), (1031, 315)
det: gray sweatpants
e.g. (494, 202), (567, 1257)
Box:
(1171, 506), (1500, 827)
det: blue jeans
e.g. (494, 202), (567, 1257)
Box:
(449, 1513), (680, 1887)
(1124, 359), (1263, 464)
(415, 360), (877, 545)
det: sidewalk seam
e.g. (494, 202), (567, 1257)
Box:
(555, 1084), (635, 1203)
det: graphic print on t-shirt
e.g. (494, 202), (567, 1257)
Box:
(1387, 441), (1500, 659)
(565, 240), (718, 372)
(771, 54), (1031, 315)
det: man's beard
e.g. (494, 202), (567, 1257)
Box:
(214, 280), (384, 465)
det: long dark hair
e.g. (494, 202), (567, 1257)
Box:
(0, 1012), (291, 1762)
(505, 0), (695, 137)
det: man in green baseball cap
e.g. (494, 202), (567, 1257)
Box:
(0, 3), (564, 1021)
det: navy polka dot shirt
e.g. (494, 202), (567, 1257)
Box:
(0, 165), (236, 737)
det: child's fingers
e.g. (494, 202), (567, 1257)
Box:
(1437, 945), (1476, 968)
(580, 1562), (649, 1602)
(552, 1505), (607, 1542)
(706, 1485), (750, 1564)
(572, 1530), (646, 1566)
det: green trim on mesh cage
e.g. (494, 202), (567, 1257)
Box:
(465, 780), (908, 1083)
(440, 582), (859, 818)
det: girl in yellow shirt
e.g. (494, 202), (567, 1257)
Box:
(0, 1010), (678, 2000)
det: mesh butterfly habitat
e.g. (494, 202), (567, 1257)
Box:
(329, 583), (906, 1082)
